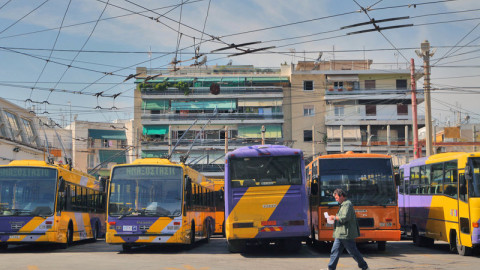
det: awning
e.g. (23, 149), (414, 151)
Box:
(238, 125), (282, 138)
(238, 99), (282, 107)
(249, 77), (289, 83)
(142, 100), (169, 110)
(327, 126), (361, 139)
(143, 125), (169, 135)
(99, 150), (127, 164)
(141, 150), (168, 158)
(171, 100), (236, 110)
(88, 129), (126, 140)
(326, 75), (359, 82)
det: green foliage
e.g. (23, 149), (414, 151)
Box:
(174, 81), (191, 96)
(154, 82), (169, 91)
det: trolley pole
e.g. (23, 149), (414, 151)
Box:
(416, 40), (435, 156)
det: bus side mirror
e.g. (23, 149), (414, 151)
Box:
(394, 174), (400, 186)
(465, 166), (472, 181)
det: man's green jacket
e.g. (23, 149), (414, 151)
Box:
(333, 199), (360, 239)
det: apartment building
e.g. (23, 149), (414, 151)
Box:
(70, 120), (134, 178)
(134, 65), (290, 177)
(290, 60), (425, 166)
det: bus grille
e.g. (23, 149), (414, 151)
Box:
(357, 218), (374, 227)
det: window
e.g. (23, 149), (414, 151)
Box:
(334, 106), (344, 116)
(397, 104), (408, 115)
(303, 81), (314, 91)
(396, 79), (407, 89)
(365, 80), (376, 90)
(444, 161), (458, 198)
(303, 105), (314, 116)
(366, 105), (376, 116)
(21, 118), (36, 141)
(4, 111), (23, 142)
(304, 130), (312, 142)
(334, 81), (344, 89)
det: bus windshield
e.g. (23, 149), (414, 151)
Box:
(109, 165), (183, 217)
(470, 158), (480, 197)
(229, 155), (302, 187)
(0, 167), (57, 217)
(318, 158), (396, 206)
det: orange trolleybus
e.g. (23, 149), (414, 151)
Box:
(306, 151), (400, 250)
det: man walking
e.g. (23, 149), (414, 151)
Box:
(326, 188), (369, 270)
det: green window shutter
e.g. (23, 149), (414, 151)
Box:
(99, 150), (127, 164)
(238, 125), (282, 138)
(143, 125), (169, 135)
(142, 100), (169, 110)
(88, 129), (127, 140)
(141, 150), (168, 158)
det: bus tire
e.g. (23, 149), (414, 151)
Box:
(204, 220), (211, 243)
(377, 241), (386, 251)
(60, 223), (73, 249)
(92, 222), (99, 241)
(449, 231), (457, 253)
(122, 244), (132, 252)
(0, 243), (7, 251)
(456, 236), (473, 256)
(221, 221), (225, 238)
(412, 227), (421, 247)
(187, 222), (195, 249)
(227, 239), (245, 253)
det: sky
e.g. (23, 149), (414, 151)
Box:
(0, 0), (479, 127)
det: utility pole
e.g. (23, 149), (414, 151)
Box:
(312, 125), (315, 158)
(416, 40), (435, 156)
(225, 126), (228, 154)
(261, 125), (266, 145)
(410, 58), (420, 158)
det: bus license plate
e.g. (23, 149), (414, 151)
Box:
(123, 226), (134, 231)
(9, 235), (21, 239)
(139, 236), (150, 240)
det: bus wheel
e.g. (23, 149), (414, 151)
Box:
(60, 223), (73, 249)
(377, 241), (386, 251)
(456, 236), (473, 256)
(227, 240), (245, 253)
(122, 244), (132, 253)
(0, 243), (7, 251)
(412, 227), (421, 247)
(92, 223), (99, 242)
(449, 231), (457, 253)
(204, 221), (211, 243)
(187, 223), (195, 249)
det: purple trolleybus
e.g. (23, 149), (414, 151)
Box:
(224, 145), (309, 253)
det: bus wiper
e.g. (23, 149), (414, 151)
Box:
(117, 210), (137, 219)
(10, 209), (32, 216)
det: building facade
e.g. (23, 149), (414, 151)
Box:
(70, 120), (134, 178)
(134, 65), (290, 177)
(289, 60), (426, 166)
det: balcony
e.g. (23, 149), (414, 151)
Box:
(141, 86), (283, 97)
(325, 88), (424, 99)
(142, 112), (283, 121)
(141, 138), (284, 149)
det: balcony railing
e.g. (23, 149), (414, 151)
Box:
(142, 112), (284, 121)
(141, 138), (284, 147)
(325, 88), (424, 95)
(141, 86), (283, 96)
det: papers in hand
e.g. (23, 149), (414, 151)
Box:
(324, 212), (334, 224)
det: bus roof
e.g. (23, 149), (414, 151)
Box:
(317, 151), (391, 160)
(227, 144), (302, 158)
